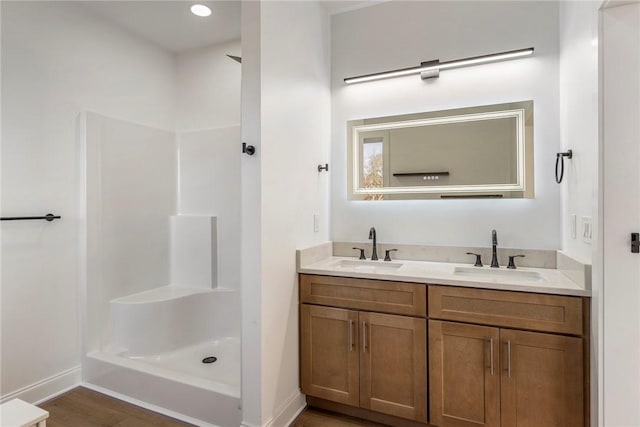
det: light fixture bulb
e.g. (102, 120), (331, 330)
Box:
(190, 4), (212, 17)
(344, 47), (534, 85)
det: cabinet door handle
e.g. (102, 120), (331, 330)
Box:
(489, 338), (494, 375)
(362, 321), (367, 353)
(507, 340), (512, 378)
(349, 319), (354, 351)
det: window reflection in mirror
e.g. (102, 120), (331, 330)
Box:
(362, 138), (384, 200)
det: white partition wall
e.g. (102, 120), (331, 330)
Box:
(239, 2), (332, 425)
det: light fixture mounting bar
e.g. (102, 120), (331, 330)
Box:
(344, 47), (534, 85)
(420, 60), (440, 80)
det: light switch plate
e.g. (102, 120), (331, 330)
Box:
(313, 213), (319, 233)
(582, 216), (592, 244)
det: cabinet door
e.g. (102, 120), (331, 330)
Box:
(300, 304), (359, 406)
(429, 320), (500, 427)
(359, 311), (427, 422)
(501, 329), (583, 427)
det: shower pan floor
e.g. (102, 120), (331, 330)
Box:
(125, 337), (240, 396)
(89, 337), (240, 399)
(86, 335), (241, 426)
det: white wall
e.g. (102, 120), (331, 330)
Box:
(260, 1), (331, 421)
(559, 1), (600, 264)
(331, 1), (561, 249)
(176, 39), (241, 131)
(0, 1), (176, 400)
(240, 1), (331, 425)
(240, 2), (263, 424)
(558, 2), (601, 426)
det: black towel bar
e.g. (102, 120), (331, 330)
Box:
(1, 213), (61, 222)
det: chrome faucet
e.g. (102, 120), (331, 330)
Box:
(491, 229), (499, 268)
(369, 227), (378, 261)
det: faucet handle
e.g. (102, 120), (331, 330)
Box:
(384, 249), (398, 261)
(466, 252), (483, 267)
(507, 254), (526, 269)
(353, 247), (366, 260)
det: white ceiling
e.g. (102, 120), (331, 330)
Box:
(81, 0), (385, 53)
(319, 0), (390, 15)
(81, 1), (241, 53)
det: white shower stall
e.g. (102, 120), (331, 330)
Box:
(79, 112), (241, 426)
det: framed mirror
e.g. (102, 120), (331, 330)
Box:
(347, 101), (534, 200)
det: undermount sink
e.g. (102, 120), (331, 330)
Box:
(330, 259), (404, 272)
(453, 266), (544, 283)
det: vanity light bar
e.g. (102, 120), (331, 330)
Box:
(344, 47), (534, 84)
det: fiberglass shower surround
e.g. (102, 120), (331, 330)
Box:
(80, 112), (241, 427)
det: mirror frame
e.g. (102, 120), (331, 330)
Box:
(347, 101), (534, 200)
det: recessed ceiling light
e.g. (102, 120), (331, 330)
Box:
(190, 4), (212, 17)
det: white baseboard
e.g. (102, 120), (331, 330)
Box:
(0, 366), (81, 405)
(241, 390), (306, 427)
(264, 390), (306, 427)
(81, 382), (221, 427)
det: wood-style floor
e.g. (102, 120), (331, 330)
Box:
(291, 408), (388, 427)
(40, 387), (194, 427)
(39, 387), (387, 427)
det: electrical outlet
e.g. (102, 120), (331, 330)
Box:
(313, 213), (320, 233)
(581, 216), (592, 244)
(570, 214), (577, 239)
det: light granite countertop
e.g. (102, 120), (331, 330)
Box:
(298, 256), (590, 297)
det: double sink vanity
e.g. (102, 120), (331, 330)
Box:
(297, 239), (590, 427)
(298, 79), (589, 427)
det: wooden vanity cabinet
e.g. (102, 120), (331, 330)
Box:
(428, 285), (583, 335)
(299, 275), (589, 427)
(429, 285), (586, 427)
(300, 304), (359, 406)
(428, 321), (500, 427)
(429, 321), (584, 427)
(359, 311), (427, 422)
(499, 329), (583, 427)
(300, 274), (427, 316)
(300, 274), (427, 423)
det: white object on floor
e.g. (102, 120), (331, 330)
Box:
(0, 398), (49, 427)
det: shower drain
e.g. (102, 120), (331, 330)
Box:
(202, 356), (218, 364)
